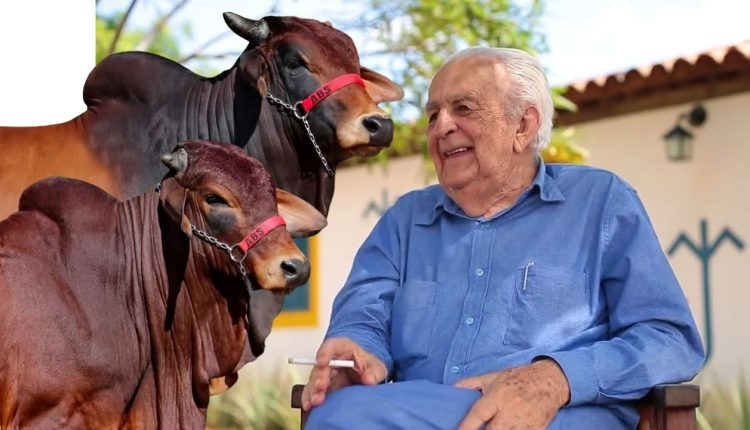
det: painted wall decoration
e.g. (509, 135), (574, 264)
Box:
(363, 189), (397, 219)
(667, 218), (745, 362)
(274, 236), (319, 327)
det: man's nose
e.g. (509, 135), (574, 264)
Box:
(432, 110), (456, 137)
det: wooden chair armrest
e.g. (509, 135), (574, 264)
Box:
(291, 384), (309, 428)
(291, 384), (304, 409)
(638, 383), (700, 408)
(637, 384), (700, 430)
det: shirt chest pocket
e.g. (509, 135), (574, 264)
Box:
(503, 265), (590, 350)
(391, 280), (436, 360)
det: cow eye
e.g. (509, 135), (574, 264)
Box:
(286, 56), (307, 70)
(205, 194), (229, 206)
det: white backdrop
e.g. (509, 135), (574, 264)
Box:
(0, 1), (92, 125)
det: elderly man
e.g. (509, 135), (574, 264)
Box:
(302, 47), (704, 429)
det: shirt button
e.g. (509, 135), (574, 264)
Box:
(450, 366), (460, 374)
(465, 317), (475, 325)
(475, 268), (485, 277)
(482, 223), (491, 229)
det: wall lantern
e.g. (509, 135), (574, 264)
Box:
(662, 104), (707, 162)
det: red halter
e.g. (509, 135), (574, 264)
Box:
(299, 74), (365, 113)
(229, 215), (287, 262)
(265, 73), (365, 177)
(237, 215), (286, 253)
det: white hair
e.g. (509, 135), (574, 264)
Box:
(445, 47), (553, 151)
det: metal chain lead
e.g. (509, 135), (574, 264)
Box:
(191, 225), (249, 278)
(265, 92), (296, 113)
(265, 92), (334, 177)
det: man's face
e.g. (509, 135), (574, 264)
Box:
(425, 57), (520, 195)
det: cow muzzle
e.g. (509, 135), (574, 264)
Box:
(362, 115), (394, 148)
(251, 247), (310, 292)
(281, 257), (310, 288)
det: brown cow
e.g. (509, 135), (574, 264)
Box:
(0, 140), (327, 428)
(0, 12), (404, 220)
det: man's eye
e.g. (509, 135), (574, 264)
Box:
(427, 112), (437, 124)
(456, 104), (470, 113)
(205, 194), (229, 206)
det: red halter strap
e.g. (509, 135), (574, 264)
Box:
(299, 74), (365, 113)
(235, 215), (287, 254)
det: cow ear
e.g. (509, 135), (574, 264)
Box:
(160, 179), (192, 236)
(275, 189), (327, 238)
(239, 50), (269, 97)
(360, 66), (404, 104)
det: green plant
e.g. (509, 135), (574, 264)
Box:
(698, 373), (750, 430)
(206, 366), (307, 430)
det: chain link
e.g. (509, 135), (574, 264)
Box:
(191, 224), (249, 279)
(191, 225), (232, 253)
(265, 92), (334, 177)
(265, 92), (296, 113)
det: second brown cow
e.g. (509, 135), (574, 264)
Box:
(0, 140), (326, 428)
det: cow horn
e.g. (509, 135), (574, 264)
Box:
(223, 12), (269, 45)
(160, 148), (188, 174)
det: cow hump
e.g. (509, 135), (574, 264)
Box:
(18, 177), (118, 225)
(83, 52), (197, 107)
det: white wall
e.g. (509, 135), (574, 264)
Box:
(572, 94), (750, 383)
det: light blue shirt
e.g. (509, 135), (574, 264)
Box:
(325, 161), (704, 423)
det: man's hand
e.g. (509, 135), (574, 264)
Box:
(301, 337), (387, 411)
(454, 359), (570, 430)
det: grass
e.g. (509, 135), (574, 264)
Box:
(206, 366), (307, 430)
(698, 373), (750, 430)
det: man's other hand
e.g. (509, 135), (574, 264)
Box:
(301, 337), (387, 411)
(454, 359), (571, 430)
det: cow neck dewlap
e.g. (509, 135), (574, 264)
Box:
(118, 191), (249, 409)
(181, 68), (251, 145)
(172, 193), (250, 373)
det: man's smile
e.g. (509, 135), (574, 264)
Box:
(444, 147), (473, 158)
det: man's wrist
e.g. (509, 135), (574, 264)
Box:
(532, 358), (571, 408)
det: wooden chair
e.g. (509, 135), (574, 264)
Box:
(291, 383), (699, 430)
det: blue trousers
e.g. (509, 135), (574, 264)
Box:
(306, 380), (636, 429)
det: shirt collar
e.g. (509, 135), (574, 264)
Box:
(533, 158), (566, 203)
(415, 158), (565, 225)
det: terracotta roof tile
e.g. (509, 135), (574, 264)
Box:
(557, 40), (750, 125)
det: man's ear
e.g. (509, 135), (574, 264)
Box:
(514, 105), (541, 153)
(275, 189), (327, 237)
(160, 179), (192, 236)
(239, 49), (269, 96)
(360, 66), (404, 104)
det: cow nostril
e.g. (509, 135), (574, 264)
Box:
(362, 116), (383, 134)
(364, 116), (394, 147)
(281, 258), (310, 287)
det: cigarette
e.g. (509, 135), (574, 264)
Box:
(287, 357), (355, 368)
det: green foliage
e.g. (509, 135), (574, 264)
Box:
(699, 373), (750, 430)
(205, 366), (305, 430)
(353, 0), (584, 167)
(95, 7), (192, 64)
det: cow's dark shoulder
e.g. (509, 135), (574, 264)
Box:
(83, 52), (200, 107)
